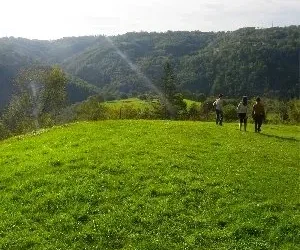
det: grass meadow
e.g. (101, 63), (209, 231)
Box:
(103, 98), (201, 115)
(0, 120), (299, 249)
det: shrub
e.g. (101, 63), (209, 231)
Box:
(287, 99), (300, 124)
(0, 122), (10, 140)
(138, 94), (148, 100)
(119, 105), (138, 119)
(199, 100), (215, 121)
(197, 93), (206, 102)
(188, 103), (201, 120)
(76, 99), (108, 121)
(223, 104), (237, 122)
(120, 93), (129, 100)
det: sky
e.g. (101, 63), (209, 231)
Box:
(1, 0), (300, 40)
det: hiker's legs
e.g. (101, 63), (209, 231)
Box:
(216, 110), (220, 125)
(257, 116), (263, 132)
(255, 119), (258, 132)
(244, 117), (247, 131)
(238, 114), (242, 130)
(239, 114), (246, 131)
(219, 111), (223, 126)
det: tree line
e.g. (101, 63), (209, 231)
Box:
(63, 26), (300, 99)
(0, 26), (299, 112)
(1, 63), (299, 141)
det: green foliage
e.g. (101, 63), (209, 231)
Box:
(161, 62), (187, 119)
(187, 102), (201, 120)
(62, 27), (300, 99)
(0, 121), (10, 140)
(66, 76), (100, 103)
(197, 93), (207, 102)
(172, 93), (188, 119)
(0, 121), (299, 249)
(260, 98), (300, 124)
(288, 99), (300, 123)
(76, 96), (107, 121)
(2, 94), (36, 134)
(42, 66), (68, 115)
(2, 94), (298, 141)
(120, 93), (129, 99)
(74, 97), (165, 121)
(2, 66), (68, 135)
(1, 27), (299, 111)
(223, 104), (238, 121)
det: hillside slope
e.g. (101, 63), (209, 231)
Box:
(0, 36), (101, 110)
(0, 121), (299, 249)
(1, 26), (299, 111)
(62, 27), (300, 98)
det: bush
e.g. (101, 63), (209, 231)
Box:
(223, 104), (237, 122)
(39, 113), (55, 128)
(120, 93), (129, 100)
(119, 105), (138, 119)
(188, 103), (201, 120)
(56, 106), (77, 124)
(138, 94), (148, 100)
(76, 99), (108, 121)
(88, 94), (105, 103)
(288, 99), (300, 123)
(199, 100), (215, 121)
(0, 122), (10, 140)
(151, 101), (164, 119)
(264, 113), (282, 124)
(105, 93), (117, 101)
(197, 93), (206, 102)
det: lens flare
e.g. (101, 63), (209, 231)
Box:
(104, 36), (172, 113)
(29, 81), (41, 129)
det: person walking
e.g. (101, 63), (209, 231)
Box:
(213, 94), (224, 126)
(237, 96), (248, 131)
(252, 97), (265, 132)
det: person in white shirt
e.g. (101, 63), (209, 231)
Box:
(237, 96), (248, 131)
(213, 94), (224, 125)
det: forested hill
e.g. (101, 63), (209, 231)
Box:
(0, 26), (299, 110)
(0, 36), (101, 110)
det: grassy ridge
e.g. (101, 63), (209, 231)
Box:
(0, 121), (299, 249)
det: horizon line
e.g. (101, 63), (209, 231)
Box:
(1, 24), (299, 41)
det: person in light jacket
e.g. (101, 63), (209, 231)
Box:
(237, 96), (248, 131)
(213, 94), (224, 125)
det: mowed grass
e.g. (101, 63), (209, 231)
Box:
(104, 98), (200, 110)
(104, 98), (152, 108)
(0, 120), (299, 249)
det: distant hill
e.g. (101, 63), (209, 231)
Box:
(0, 36), (102, 111)
(0, 26), (299, 110)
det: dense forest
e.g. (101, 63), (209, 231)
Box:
(0, 26), (299, 111)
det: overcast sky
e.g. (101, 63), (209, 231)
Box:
(1, 0), (299, 40)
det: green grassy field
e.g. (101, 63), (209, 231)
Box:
(104, 98), (151, 108)
(104, 98), (200, 110)
(0, 121), (299, 249)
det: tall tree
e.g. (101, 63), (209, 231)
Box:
(161, 61), (186, 119)
(2, 65), (68, 134)
(42, 66), (68, 115)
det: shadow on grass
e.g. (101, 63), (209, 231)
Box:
(258, 133), (299, 142)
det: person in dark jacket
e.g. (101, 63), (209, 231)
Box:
(252, 97), (265, 132)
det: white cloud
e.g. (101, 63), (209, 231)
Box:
(0, 0), (299, 39)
